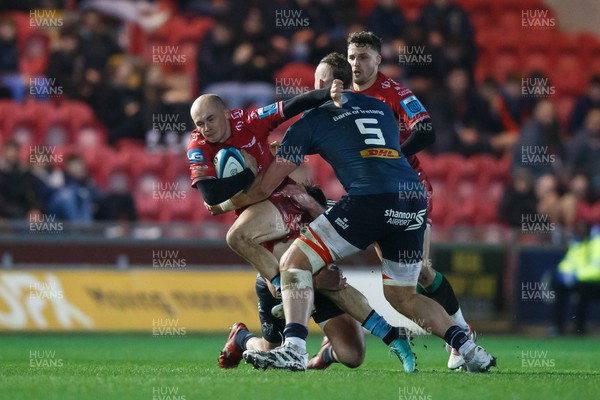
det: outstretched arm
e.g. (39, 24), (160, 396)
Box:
(281, 79), (345, 118)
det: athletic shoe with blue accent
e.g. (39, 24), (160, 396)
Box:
(389, 336), (416, 373)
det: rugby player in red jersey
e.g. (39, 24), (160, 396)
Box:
(188, 88), (336, 292)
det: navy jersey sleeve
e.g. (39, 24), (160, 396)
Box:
(276, 115), (314, 165)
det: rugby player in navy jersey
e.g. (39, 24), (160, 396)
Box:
(348, 31), (475, 370)
(209, 53), (496, 373)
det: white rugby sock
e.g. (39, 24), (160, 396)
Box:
(284, 337), (307, 353)
(450, 309), (470, 332)
(458, 340), (476, 359)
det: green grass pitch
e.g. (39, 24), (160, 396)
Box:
(1, 333), (599, 400)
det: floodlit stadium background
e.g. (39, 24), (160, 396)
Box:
(1, 0), (599, 337)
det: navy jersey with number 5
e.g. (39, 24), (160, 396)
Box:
(277, 92), (422, 196)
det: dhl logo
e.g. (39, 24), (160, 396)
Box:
(360, 148), (400, 158)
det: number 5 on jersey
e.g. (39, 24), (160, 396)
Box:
(355, 118), (385, 145)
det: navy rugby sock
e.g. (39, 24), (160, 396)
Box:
(421, 272), (460, 316)
(283, 323), (308, 341)
(362, 310), (400, 346)
(235, 329), (256, 351)
(321, 345), (337, 364)
(444, 325), (474, 354)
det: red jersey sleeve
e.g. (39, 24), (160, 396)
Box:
(187, 130), (217, 187)
(243, 101), (286, 142)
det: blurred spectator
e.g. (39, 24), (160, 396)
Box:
(367, 0), (406, 41)
(47, 25), (83, 99)
(196, 16), (236, 91)
(233, 7), (282, 85)
(0, 140), (40, 219)
(92, 55), (145, 145)
(417, 0), (475, 43)
(535, 173), (561, 224)
(417, 0), (477, 76)
(498, 168), (538, 228)
(436, 35), (475, 82)
(399, 22), (436, 81)
(0, 15), (26, 101)
(293, 0), (357, 64)
(0, 15), (19, 73)
(478, 76), (519, 156)
(37, 153), (137, 222)
(512, 100), (566, 182)
(523, 70), (553, 112)
(427, 68), (494, 155)
(196, 13), (276, 109)
(555, 174), (590, 234)
(77, 10), (122, 103)
(142, 65), (194, 151)
(46, 154), (103, 222)
(569, 75), (600, 135)
(229, 7), (277, 107)
(500, 73), (531, 128)
(30, 160), (65, 213)
(566, 108), (600, 199)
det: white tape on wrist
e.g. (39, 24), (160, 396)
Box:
(220, 199), (235, 212)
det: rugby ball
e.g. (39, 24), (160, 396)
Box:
(214, 148), (246, 178)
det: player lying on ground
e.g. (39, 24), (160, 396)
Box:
(348, 31), (475, 370)
(209, 53), (496, 373)
(219, 185), (383, 371)
(217, 184), (416, 371)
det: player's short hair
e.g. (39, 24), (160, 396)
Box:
(347, 31), (382, 54)
(304, 184), (327, 208)
(319, 52), (352, 88)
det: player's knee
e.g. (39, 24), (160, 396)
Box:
(340, 356), (363, 369)
(225, 226), (251, 251)
(341, 349), (365, 368)
(280, 245), (312, 272)
(279, 247), (294, 271)
(333, 345), (364, 368)
(383, 285), (416, 308)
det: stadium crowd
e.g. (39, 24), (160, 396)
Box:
(0, 0), (599, 240)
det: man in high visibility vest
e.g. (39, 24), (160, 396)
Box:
(574, 225), (600, 334)
(553, 224), (600, 335)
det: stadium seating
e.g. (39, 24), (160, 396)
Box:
(2, 3), (599, 227)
